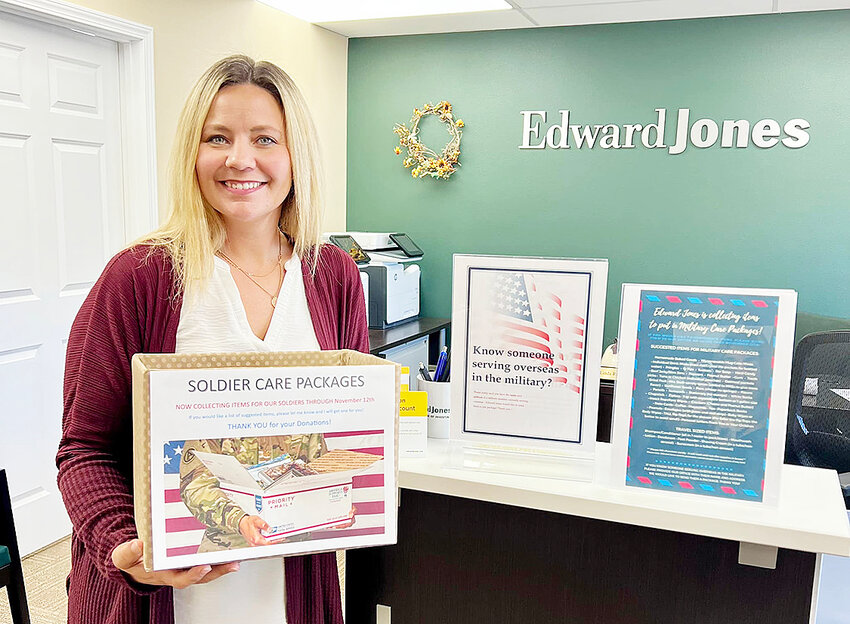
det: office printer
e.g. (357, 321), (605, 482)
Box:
(345, 232), (423, 262)
(323, 232), (422, 329)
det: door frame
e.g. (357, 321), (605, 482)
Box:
(0, 0), (157, 240)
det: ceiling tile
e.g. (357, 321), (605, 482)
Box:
(516, 0), (647, 8)
(525, 0), (775, 27)
(308, 0), (850, 37)
(777, 0), (850, 10)
(319, 9), (534, 37)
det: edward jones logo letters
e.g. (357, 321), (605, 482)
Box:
(519, 108), (809, 154)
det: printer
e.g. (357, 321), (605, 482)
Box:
(323, 232), (422, 329)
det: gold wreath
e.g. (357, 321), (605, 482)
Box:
(393, 101), (463, 180)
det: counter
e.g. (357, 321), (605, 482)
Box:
(399, 440), (850, 558)
(346, 440), (850, 624)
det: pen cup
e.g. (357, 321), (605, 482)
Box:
(418, 377), (451, 439)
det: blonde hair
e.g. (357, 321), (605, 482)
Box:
(140, 55), (324, 290)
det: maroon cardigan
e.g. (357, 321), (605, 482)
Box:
(57, 244), (369, 624)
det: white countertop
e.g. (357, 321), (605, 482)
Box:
(399, 440), (850, 557)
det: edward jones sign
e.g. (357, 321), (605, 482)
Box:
(519, 108), (810, 154)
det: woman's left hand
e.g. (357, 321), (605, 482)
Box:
(112, 539), (240, 588)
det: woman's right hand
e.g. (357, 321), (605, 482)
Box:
(111, 539), (240, 589)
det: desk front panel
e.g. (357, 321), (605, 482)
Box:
(347, 490), (816, 624)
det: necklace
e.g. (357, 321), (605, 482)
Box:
(247, 243), (283, 277)
(246, 260), (280, 278)
(217, 235), (285, 308)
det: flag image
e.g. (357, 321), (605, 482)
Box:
(489, 271), (586, 393)
(161, 431), (387, 558)
(464, 268), (592, 442)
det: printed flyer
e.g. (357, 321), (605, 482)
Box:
(132, 350), (398, 571)
(612, 285), (796, 504)
(451, 255), (607, 452)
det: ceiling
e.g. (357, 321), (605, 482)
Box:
(315, 0), (850, 37)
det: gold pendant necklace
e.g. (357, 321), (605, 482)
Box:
(247, 250), (283, 277)
(217, 235), (285, 308)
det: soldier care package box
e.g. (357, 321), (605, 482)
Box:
(132, 350), (400, 572)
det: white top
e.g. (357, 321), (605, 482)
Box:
(401, 440), (850, 557)
(176, 253), (321, 354)
(173, 252), (320, 624)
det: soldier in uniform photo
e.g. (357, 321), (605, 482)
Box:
(179, 434), (326, 552)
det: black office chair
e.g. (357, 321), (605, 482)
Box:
(785, 331), (850, 508)
(0, 469), (30, 624)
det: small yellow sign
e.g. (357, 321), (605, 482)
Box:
(399, 390), (427, 417)
(399, 389), (428, 456)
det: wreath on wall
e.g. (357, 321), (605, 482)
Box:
(393, 101), (463, 180)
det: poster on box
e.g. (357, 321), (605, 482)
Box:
(451, 255), (607, 453)
(610, 285), (796, 505)
(133, 351), (398, 571)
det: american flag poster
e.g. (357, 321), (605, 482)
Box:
(452, 256), (608, 450)
(160, 430), (389, 560)
(140, 358), (398, 571)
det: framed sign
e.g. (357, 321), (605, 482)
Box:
(450, 255), (608, 454)
(610, 285), (797, 505)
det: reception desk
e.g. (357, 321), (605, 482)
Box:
(346, 441), (850, 623)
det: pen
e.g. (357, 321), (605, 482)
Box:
(434, 346), (448, 382)
(418, 361), (432, 382)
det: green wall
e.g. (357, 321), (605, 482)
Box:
(346, 11), (850, 343)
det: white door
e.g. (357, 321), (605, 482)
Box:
(0, 10), (124, 555)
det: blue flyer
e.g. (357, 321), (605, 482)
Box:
(625, 289), (782, 501)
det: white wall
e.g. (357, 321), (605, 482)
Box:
(69, 0), (349, 230)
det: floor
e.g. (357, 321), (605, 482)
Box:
(0, 537), (346, 624)
(0, 536), (70, 624)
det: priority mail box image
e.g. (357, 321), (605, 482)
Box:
(193, 449), (383, 540)
(132, 349), (399, 571)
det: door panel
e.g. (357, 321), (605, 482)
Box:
(0, 10), (124, 555)
(47, 53), (102, 116)
(54, 139), (109, 289)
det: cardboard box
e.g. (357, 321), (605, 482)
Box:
(132, 349), (399, 571)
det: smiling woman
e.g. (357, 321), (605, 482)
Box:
(56, 55), (367, 624)
(195, 84), (293, 231)
(194, 83), (297, 330)
(152, 56), (325, 293)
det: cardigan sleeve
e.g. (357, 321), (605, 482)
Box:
(303, 244), (370, 354)
(334, 248), (370, 354)
(57, 248), (168, 594)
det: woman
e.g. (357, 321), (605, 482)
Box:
(56, 55), (366, 624)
